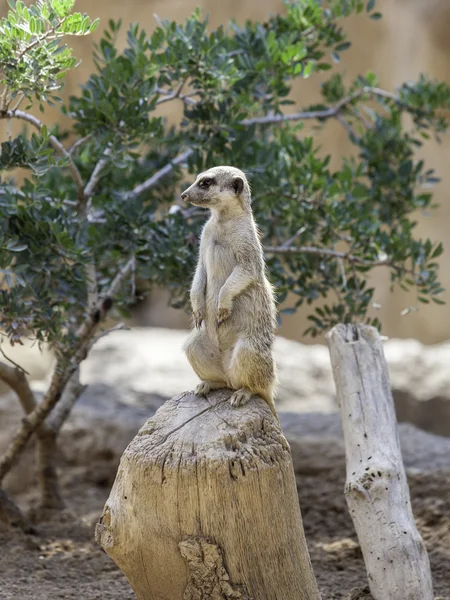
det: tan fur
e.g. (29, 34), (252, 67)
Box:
(181, 166), (278, 417)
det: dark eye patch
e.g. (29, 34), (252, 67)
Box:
(198, 177), (215, 188)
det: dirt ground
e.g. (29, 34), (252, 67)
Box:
(0, 447), (449, 600)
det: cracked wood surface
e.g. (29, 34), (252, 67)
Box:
(327, 324), (434, 600)
(96, 389), (320, 600)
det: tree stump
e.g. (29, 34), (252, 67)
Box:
(96, 389), (320, 600)
(326, 324), (433, 600)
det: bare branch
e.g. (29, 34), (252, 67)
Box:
(264, 245), (391, 268)
(278, 226), (307, 249)
(91, 323), (130, 347)
(337, 257), (347, 288)
(155, 81), (198, 107)
(86, 262), (98, 311)
(336, 114), (359, 139)
(10, 93), (25, 112)
(83, 149), (111, 203)
(47, 369), (86, 433)
(68, 133), (93, 156)
(80, 150), (113, 312)
(155, 81), (186, 105)
(0, 86), (9, 112)
(240, 86), (410, 127)
(127, 149), (193, 199)
(105, 256), (135, 299)
(0, 347), (86, 483)
(0, 361), (36, 414)
(0, 347), (29, 375)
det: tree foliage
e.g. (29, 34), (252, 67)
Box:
(1, 0), (449, 352)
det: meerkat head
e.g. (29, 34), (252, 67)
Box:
(181, 166), (251, 214)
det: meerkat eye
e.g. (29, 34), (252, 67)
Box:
(199, 178), (212, 188)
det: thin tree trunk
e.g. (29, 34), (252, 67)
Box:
(0, 360), (64, 509)
(96, 389), (321, 600)
(0, 489), (34, 532)
(326, 324), (433, 600)
(38, 369), (86, 509)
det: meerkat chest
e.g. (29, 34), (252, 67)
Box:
(204, 236), (235, 281)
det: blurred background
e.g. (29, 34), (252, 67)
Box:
(1, 0), (450, 344)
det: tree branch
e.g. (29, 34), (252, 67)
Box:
(68, 133), (93, 156)
(0, 360), (36, 415)
(0, 86), (9, 112)
(86, 262), (98, 311)
(83, 149), (111, 205)
(126, 149), (193, 199)
(47, 369), (86, 433)
(90, 323), (130, 347)
(336, 114), (359, 139)
(106, 256), (135, 299)
(240, 86), (410, 127)
(10, 93), (25, 113)
(154, 80), (198, 107)
(264, 245), (391, 267)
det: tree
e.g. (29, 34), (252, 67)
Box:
(0, 0), (449, 519)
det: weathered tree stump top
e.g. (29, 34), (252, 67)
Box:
(127, 389), (289, 469)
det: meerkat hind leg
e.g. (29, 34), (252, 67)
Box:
(229, 387), (253, 407)
(183, 328), (227, 394)
(227, 339), (276, 414)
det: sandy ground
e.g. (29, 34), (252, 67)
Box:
(0, 440), (449, 600)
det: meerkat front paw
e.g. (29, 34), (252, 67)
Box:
(192, 307), (205, 329)
(230, 387), (253, 407)
(216, 306), (231, 327)
(195, 380), (225, 396)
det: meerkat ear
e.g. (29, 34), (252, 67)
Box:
(232, 176), (244, 196)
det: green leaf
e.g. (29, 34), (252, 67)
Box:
(6, 242), (28, 252)
(303, 60), (314, 78)
(335, 41), (351, 52)
(90, 18), (100, 33)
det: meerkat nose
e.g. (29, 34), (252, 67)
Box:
(181, 192), (188, 200)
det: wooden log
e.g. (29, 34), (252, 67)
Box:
(326, 324), (433, 600)
(95, 389), (320, 600)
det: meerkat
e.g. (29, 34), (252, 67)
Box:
(180, 165), (278, 417)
